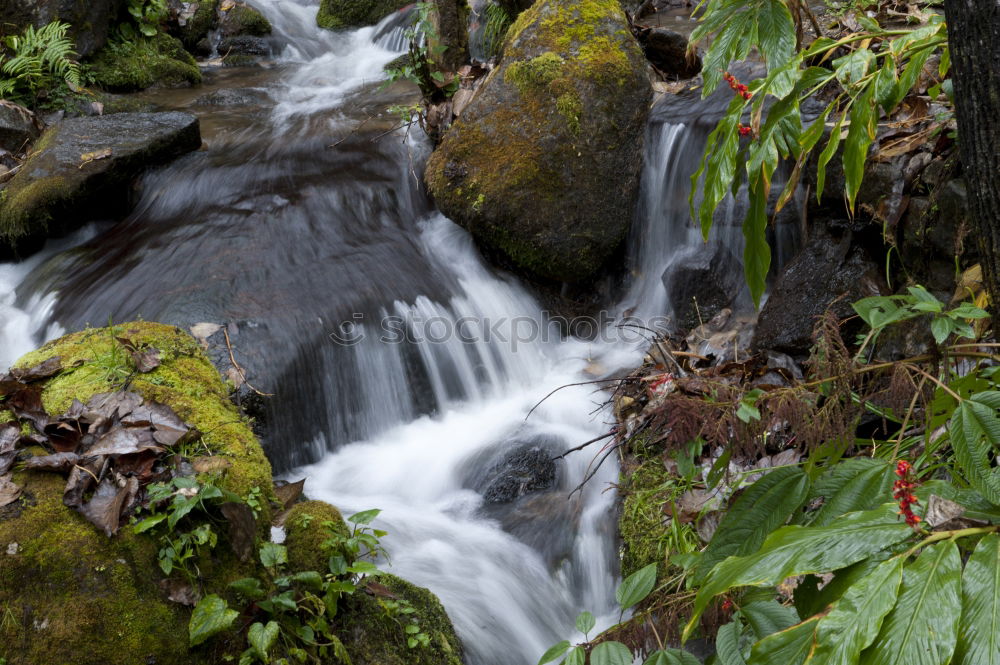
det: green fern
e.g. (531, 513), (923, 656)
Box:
(0, 21), (81, 104)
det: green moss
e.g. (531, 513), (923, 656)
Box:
(225, 5), (272, 36)
(283, 500), (350, 573)
(556, 91), (582, 134)
(317, 0), (410, 30)
(618, 459), (686, 578)
(504, 51), (565, 93)
(339, 573), (463, 665)
(178, 0), (219, 50)
(13, 322), (272, 501)
(0, 174), (67, 241)
(88, 33), (202, 93)
(577, 36), (632, 87)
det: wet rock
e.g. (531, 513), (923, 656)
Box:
(662, 246), (743, 332)
(0, 0), (125, 57)
(0, 103), (40, 154)
(194, 87), (271, 106)
(0, 112), (201, 259)
(481, 446), (556, 503)
(425, 0), (651, 283)
(317, 0), (411, 30)
(752, 228), (888, 355)
(218, 2), (272, 37)
(638, 28), (701, 78)
(218, 35), (272, 56)
(88, 33), (202, 92)
(171, 0), (220, 52)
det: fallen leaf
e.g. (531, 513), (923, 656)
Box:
(87, 427), (162, 458)
(86, 391), (142, 421)
(220, 502), (256, 562)
(160, 578), (201, 606)
(63, 458), (103, 509)
(116, 448), (160, 479)
(0, 473), (22, 508)
(114, 337), (161, 373)
(8, 385), (49, 432)
(24, 452), (81, 473)
(925, 494), (966, 528)
(192, 456), (232, 473)
(79, 477), (138, 536)
(79, 148), (112, 168)
(189, 323), (222, 349)
(274, 479), (305, 511)
(0, 423), (19, 475)
(10, 356), (63, 382)
(43, 420), (84, 453)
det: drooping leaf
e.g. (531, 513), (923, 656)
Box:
(537, 640), (570, 665)
(747, 617), (819, 665)
(744, 174), (770, 308)
(807, 459), (894, 527)
(248, 621), (279, 660)
(591, 641), (633, 665)
(229, 577), (266, 601)
(949, 399), (1000, 504)
(843, 85), (877, 214)
(693, 95), (745, 239)
(616, 563), (657, 609)
(794, 551), (891, 619)
(807, 556), (904, 665)
(858, 541), (961, 665)
(742, 600), (799, 640)
(954, 533), (1000, 665)
(684, 505), (913, 640)
(348, 508), (381, 525)
(816, 111), (845, 202)
(189, 595), (238, 647)
(695, 466), (811, 582)
(716, 620), (748, 665)
(756, 0), (796, 70)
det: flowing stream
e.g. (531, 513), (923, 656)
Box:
(0, 3), (798, 663)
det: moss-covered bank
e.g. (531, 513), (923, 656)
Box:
(88, 33), (202, 92)
(317, 0), (411, 30)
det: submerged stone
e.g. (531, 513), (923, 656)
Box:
(0, 111), (201, 259)
(425, 0), (651, 283)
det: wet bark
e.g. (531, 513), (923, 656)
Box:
(944, 0), (1000, 326)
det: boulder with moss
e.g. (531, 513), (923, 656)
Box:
(173, 0), (221, 53)
(88, 33), (202, 92)
(317, 0), (411, 30)
(0, 111), (201, 259)
(0, 0), (125, 57)
(425, 0), (651, 283)
(0, 322), (273, 665)
(283, 499), (351, 572)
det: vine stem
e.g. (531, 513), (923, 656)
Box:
(902, 524), (1000, 559)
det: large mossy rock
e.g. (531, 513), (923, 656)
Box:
(425, 0), (651, 283)
(88, 33), (203, 92)
(0, 322), (272, 665)
(317, 0), (411, 30)
(0, 111), (201, 259)
(0, 0), (125, 57)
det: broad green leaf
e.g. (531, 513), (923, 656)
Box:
(698, 11), (754, 95)
(743, 600), (799, 640)
(695, 95), (745, 239)
(683, 505), (912, 640)
(291, 571), (324, 590)
(950, 400), (1000, 503)
(346, 561), (379, 575)
(807, 556), (903, 665)
(348, 508), (381, 525)
(931, 317), (953, 344)
(537, 640), (570, 665)
(229, 577), (266, 600)
(756, 0), (796, 70)
(884, 41), (934, 113)
(794, 554), (888, 621)
(696, 467), (810, 582)
(575, 611), (595, 635)
(644, 649), (701, 665)
(914, 481), (1000, 524)
(564, 646), (585, 665)
(260, 542), (288, 568)
(744, 176), (770, 308)
(843, 85), (877, 214)
(859, 541), (961, 665)
(799, 103), (833, 154)
(189, 595), (238, 647)
(591, 641), (633, 665)
(617, 563), (657, 609)
(808, 459), (894, 527)
(133, 513), (167, 533)
(248, 621), (279, 660)
(716, 621), (748, 665)
(834, 48), (876, 88)
(816, 111), (845, 202)
(954, 533), (1000, 665)
(747, 617), (819, 665)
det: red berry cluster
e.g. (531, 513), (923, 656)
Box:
(738, 124), (752, 137)
(724, 72), (753, 100)
(893, 460), (921, 528)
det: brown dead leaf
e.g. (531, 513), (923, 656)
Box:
(87, 427), (162, 458)
(159, 578), (201, 606)
(192, 456), (232, 473)
(0, 473), (21, 508)
(85, 391), (142, 421)
(925, 494), (966, 528)
(274, 478), (305, 511)
(114, 337), (161, 373)
(79, 476), (139, 536)
(189, 323), (222, 350)
(79, 148), (112, 168)
(10, 356), (63, 382)
(8, 385), (49, 432)
(0, 423), (19, 475)
(220, 502), (256, 562)
(24, 452), (81, 473)
(43, 420), (84, 453)
(116, 449), (160, 480)
(63, 458), (104, 509)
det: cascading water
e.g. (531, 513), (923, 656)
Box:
(0, 4), (795, 663)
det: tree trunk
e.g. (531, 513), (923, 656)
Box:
(944, 0), (1000, 328)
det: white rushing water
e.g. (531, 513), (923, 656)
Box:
(0, 3), (749, 664)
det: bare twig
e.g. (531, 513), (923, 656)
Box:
(552, 431), (616, 461)
(223, 328), (273, 397)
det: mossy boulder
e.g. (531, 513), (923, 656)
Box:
(424, 0), (651, 283)
(283, 500), (351, 572)
(219, 2), (273, 37)
(0, 322), (272, 665)
(317, 0), (411, 30)
(0, 111), (201, 259)
(340, 573), (464, 665)
(88, 33), (202, 93)
(175, 0), (220, 52)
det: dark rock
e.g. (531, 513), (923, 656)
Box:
(170, 0), (220, 52)
(640, 28), (700, 78)
(481, 446), (556, 503)
(88, 33), (202, 92)
(425, 0), (651, 283)
(0, 103), (40, 154)
(194, 87), (270, 106)
(0, 112), (202, 259)
(218, 35), (272, 56)
(752, 227), (889, 355)
(0, 0), (125, 57)
(663, 246), (743, 332)
(317, 0), (411, 30)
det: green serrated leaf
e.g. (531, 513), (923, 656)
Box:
(644, 649), (701, 665)
(808, 459), (894, 527)
(537, 640), (570, 665)
(248, 621), (279, 660)
(716, 620), (748, 665)
(695, 467), (810, 583)
(816, 111), (845, 202)
(575, 610), (595, 635)
(859, 541), (961, 665)
(747, 617), (819, 665)
(189, 595), (238, 647)
(954, 533), (1000, 665)
(743, 600), (799, 640)
(756, 0), (796, 70)
(616, 563), (657, 609)
(591, 641), (633, 665)
(950, 401), (1000, 504)
(809, 556), (904, 665)
(683, 505), (912, 641)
